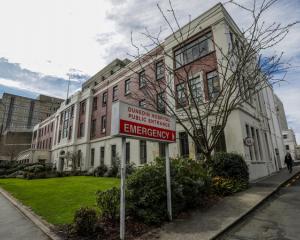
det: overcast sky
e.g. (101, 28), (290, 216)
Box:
(0, 0), (299, 141)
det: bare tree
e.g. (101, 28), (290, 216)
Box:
(127, 0), (298, 162)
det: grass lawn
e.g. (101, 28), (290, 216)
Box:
(0, 176), (119, 225)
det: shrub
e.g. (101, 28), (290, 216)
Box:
(24, 164), (45, 173)
(209, 152), (249, 182)
(104, 165), (119, 177)
(73, 207), (97, 236)
(96, 187), (120, 222)
(126, 157), (210, 225)
(126, 163), (167, 225)
(117, 162), (136, 178)
(212, 176), (248, 196)
(93, 165), (108, 177)
(161, 157), (211, 211)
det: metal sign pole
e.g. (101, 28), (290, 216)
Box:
(120, 137), (126, 240)
(165, 143), (172, 221)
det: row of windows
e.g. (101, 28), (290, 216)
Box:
(90, 60), (165, 112)
(245, 124), (263, 161)
(90, 115), (107, 137)
(179, 128), (226, 158)
(89, 140), (148, 167)
(174, 31), (214, 69)
(176, 70), (220, 106)
(36, 137), (52, 150)
(37, 122), (54, 138)
(59, 105), (74, 140)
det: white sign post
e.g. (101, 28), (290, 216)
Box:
(120, 137), (126, 239)
(165, 143), (172, 221)
(111, 101), (176, 240)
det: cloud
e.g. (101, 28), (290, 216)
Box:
(0, 58), (89, 99)
(109, 0), (127, 6)
(95, 32), (117, 45)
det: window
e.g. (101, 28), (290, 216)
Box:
(125, 79), (131, 95)
(193, 129), (203, 160)
(101, 115), (106, 133)
(159, 142), (166, 158)
(139, 99), (146, 108)
(111, 145), (117, 165)
(113, 86), (118, 101)
(286, 145), (290, 150)
(212, 126), (227, 153)
(100, 147), (105, 166)
(140, 140), (147, 164)
(283, 134), (288, 139)
(189, 77), (202, 103)
(256, 129), (263, 161)
(77, 150), (81, 168)
(93, 97), (98, 110)
(207, 71), (220, 99)
(251, 127), (259, 160)
(79, 122), (84, 137)
(62, 110), (69, 138)
(174, 32), (213, 68)
(126, 142), (130, 163)
(68, 126), (72, 140)
(91, 148), (95, 167)
(179, 132), (189, 157)
(156, 61), (164, 80)
(102, 92), (108, 106)
(51, 122), (54, 132)
(176, 83), (186, 106)
(49, 138), (52, 148)
(157, 92), (165, 113)
(139, 70), (146, 88)
(60, 112), (63, 124)
(91, 119), (96, 137)
(70, 105), (74, 118)
(80, 101), (86, 114)
(246, 124), (253, 160)
(58, 130), (61, 143)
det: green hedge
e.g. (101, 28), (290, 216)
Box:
(126, 157), (211, 225)
(209, 152), (249, 182)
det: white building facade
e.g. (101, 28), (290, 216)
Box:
(28, 3), (286, 181)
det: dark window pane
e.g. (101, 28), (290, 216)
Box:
(159, 142), (166, 158)
(179, 132), (189, 157)
(91, 148), (95, 167)
(100, 147), (105, 166)
(212, 126), (226, 153)
(111, 145), (117, 165)
(139, 70), (146, 88)
(126, 142), (130, 163)
(140, 140), (147, 164)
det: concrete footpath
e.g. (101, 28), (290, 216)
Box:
(145, 166), (300, 240)
(0, 192), (50, 240)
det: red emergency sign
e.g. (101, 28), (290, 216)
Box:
(111, 101), (176, 143)
(120, 119), (176, 142)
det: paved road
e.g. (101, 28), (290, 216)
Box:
(0, 193), (49, 240)
(219, 173), (300, 240)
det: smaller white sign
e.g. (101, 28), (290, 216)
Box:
(244, 137), (254, 146)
